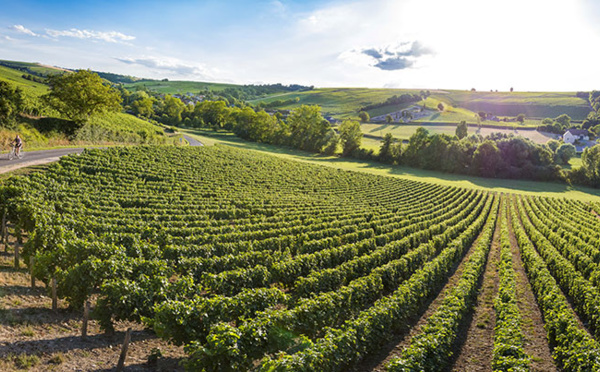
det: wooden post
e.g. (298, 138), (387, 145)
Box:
(13, 241), (19, 269)
(1, 213), (6, 253)
(82, 301), (90, 339)
(30, 256), (35, 289)
(116, 328), (132, 372)
(51, 277), (57, 311)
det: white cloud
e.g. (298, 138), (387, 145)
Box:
(46, 28), (135, 43)
(115, 56), (215, 79)
(10, 25), (37, 36)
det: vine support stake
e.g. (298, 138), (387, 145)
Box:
(30, 256), (35, 289)
(1, 213), (6, 253)
(82, 301), (90, 339)
(13, 240), (19, 269)
(51, 277), (57, 311)
(116, 327), (132, 372)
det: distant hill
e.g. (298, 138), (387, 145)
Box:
(249, 88), (593, 123)
(0, 59), (592, 123)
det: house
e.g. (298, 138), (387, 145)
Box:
(563, 128), (590, 144)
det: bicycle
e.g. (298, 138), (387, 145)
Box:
(8, 144), (24, 160)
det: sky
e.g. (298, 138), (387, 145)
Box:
(1, 0), (600, 91)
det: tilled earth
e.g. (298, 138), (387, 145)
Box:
(0, 240), (186, 372)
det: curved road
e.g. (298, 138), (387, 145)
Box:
(0, 135), (203, 174)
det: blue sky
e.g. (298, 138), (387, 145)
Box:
(1, 0), (600, 91)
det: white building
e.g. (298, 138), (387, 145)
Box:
(563, 129), (590, 144)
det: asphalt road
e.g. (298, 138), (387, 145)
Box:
(0, 148), (85, 173)
(0, 136), (203, 174)
(183, 135), (204, 146)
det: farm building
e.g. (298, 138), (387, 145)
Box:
(563, 128), (590, 144)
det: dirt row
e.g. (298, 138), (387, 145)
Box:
(0, 234), (185, 372)
(357, 200), (560, 372)
(355, 209), (501, 371)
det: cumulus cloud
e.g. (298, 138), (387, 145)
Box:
(10, 25), (37, 36)
(46, 28), (135, 43)
(343, 41), (434, 71)
(366, 41), (433, 70)
(115, 56), (213, 78)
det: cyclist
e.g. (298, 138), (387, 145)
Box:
(11, 134), (23, 157)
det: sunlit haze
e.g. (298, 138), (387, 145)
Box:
(1, 0), (599, 90)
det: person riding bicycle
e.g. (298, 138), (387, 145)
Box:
(11, 134), (23, 157)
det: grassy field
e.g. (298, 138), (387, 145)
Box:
(360, 123), (560, 144)
(123, 80), (240, 94)
(181, 128), (600, 202)
(250, 88), (591, 123)
(0, 65), (49, 95)
(444, 90), (591, 120)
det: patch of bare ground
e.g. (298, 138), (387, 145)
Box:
(506, 211), (557, 372)
(0, 236), (185, 372)
(355, 217), (494, 372)
(591, 208), (600, 222)
(449, 209), (502, 372)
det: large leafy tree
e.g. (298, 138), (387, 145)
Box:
(0, 81), (24, 127)
(45, 70), (122, 123)
(339, 119), (362, 156)
(472, 140), (503, 177)
(379, 133), (401, 164)
(287, 105), (329, 152)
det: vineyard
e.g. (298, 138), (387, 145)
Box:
(2, 145), (600, 371)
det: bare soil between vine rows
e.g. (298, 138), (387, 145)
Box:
(0, 235), (185, 372)
(354, 215), (495, 371)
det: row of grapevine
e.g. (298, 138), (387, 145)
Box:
(491, 200), (529, 371)
(6, 145), (600, 371)
(509, 198), (600, 370)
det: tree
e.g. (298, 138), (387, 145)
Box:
(194, 100), (229, 129)
(385, 114), (393, 123)
(510, 87), (514, 92)
(582, 145), (600, 186)
(478, 111), (487, 120)
(472, 140), (503, 177)
(287, 105), (329, 152)
(456, 121), (468, 139)
(554, 114), (571, 129)
(404, 127), (430, 166)
(358, 111), (370, 123)
(163, 95), (186, 125)
(131, 97), (154, 118)
(516, 113), (525, 123)
(321, 129), (339, 155)
(0, 81), (24, 127)
(555, 143), (576, 165)
(437, 102), (444, 111)
(44, 70), (122, 123)
(546, 139), (561, 152)
(339, 119), (362, 157)
(378, 133), (399, 164)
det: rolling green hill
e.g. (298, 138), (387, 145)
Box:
(1, 58), (593, 128)
(0, 64), (49, 95)
(0, 60), (168, 148)
(249, 88), (592, 123)
(123, 79), (241, 94)
(443, 90), (591, 120)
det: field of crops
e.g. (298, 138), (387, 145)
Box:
(3, 145), (600, 371)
